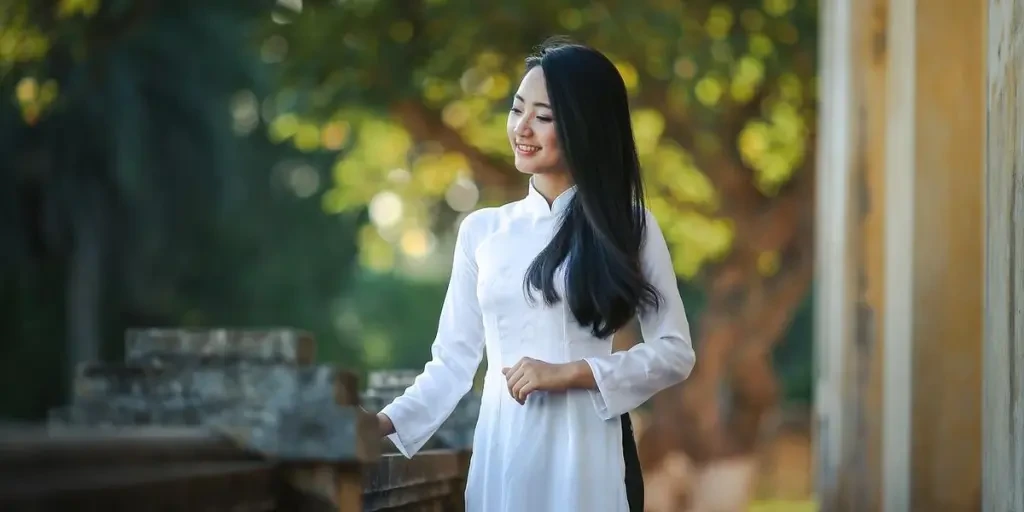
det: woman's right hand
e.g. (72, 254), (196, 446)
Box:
(377, 412), (395, 437)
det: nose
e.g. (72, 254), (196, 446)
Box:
(513, 116), (532, 137)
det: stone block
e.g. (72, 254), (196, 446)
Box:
(74, 362), (355, 408)
(125, 328), (316, 366)
(366, 370), (419, 390)
(210, 404), (379, 463)
(48, 327), (380, 468)
(48, 397), (236, 427)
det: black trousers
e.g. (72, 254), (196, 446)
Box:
(621, 413), (644, 512)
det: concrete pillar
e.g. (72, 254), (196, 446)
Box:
(982, 1), (1024, 510)
(815, 0), (986, 510)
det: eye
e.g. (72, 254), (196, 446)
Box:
(510, 107), (523, 115)
(536, 115), (553, 123)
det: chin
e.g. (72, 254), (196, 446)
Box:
(514, 161), (557, 175)
(512, 160), (538, 175)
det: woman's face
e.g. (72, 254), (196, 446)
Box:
(507, 67), (563, 175)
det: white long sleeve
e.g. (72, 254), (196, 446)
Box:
(584, 212), (696, 420)
(380, 210), (489, 458)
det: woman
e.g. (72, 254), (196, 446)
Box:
(377, 40), (696, 512)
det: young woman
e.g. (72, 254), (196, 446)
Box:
(377, 40), (696, 512)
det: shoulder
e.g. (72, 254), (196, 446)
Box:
(455, 206), (501, 247)
(641, 207), (665, 238)
(459, 206), (499, 232)
(458, 197), (529, 236)
(639, 207), (670, 253)
(641, 206), (658, 224)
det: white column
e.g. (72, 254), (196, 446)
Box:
(881, 0), (915, 510)
(812, 0), (857, 507)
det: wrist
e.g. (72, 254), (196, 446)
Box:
(561, 360), (596, 390)
(377, 412), (395, 437)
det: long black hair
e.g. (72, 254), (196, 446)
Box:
(522, 40), (661, 339)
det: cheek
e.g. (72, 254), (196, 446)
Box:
(540, 127), (561, 159)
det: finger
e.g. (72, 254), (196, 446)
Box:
(506, 370), (525, 400)
(511, 378), (524, 402)
(508, 358), (525, 375)
(506, 379), (517, 401)
(517, 381), (537, 403)
(505, 366), (525, 384)
(513, 381), (528, 405)
(507, 369), (526, 394)
(501, 367), (510, 376)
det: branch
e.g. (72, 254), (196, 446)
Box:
(638, 79), (698, 154)
(390, 100), (524, 196)
(384, 0), (523, 200)
(660, 161), (814, 461)
(642, 75), (774, 216)
(722, 74), (777, 146)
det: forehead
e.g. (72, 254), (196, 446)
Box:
(514, 67), (549, 103)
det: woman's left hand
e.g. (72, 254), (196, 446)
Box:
(501, 357), (577, 404)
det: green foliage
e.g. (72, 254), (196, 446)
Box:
(773, 289), (813, 404)
(0, 267), (68, 419)
(150, 132), (364, 364)
(262, 0), (817, 278)
(257, 0), (817, 404)
(337, 271), (449, 373)
(0, 0), (365, 419)
(1, 0), (271, 275)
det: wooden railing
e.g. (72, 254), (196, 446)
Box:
(364, 449), (470, 511)
(0, 329), (473, 511)
(0, 425), (470, 511)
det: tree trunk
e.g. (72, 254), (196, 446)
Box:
(638, 149), (815, 510)
(66, 182), (106, 394)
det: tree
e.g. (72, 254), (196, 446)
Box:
(0, 0), (365, 418)
(266, 0), (817, 501)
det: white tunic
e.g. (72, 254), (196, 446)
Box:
(381, 182), (696, 512)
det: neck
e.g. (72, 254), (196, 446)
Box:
(532, 173), (574, 206)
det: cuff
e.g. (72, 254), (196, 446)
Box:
(380, 403), (419, 459)
(583, 358), (628, 421)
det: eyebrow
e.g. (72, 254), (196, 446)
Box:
(514, 94), (552, 109)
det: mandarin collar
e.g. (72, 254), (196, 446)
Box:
(523, 177), (576, 217)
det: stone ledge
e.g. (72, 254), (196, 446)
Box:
(212, 404), (379, 463)
(125, 328), (316, 366)
(74, 362), (358, 408)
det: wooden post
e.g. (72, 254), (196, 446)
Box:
(905, 2), (986, 511)
(816, 0), (987, 510)
(814, 0), (889, 509)
(983, 1), (1024, 510)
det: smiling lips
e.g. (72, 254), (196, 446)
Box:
(515, 143), (542, 155)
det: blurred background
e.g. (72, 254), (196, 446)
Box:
(4, 0), (816, 509)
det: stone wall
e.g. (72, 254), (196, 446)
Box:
(49, 328), (374, 462)
(32, 328), (472, 511)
